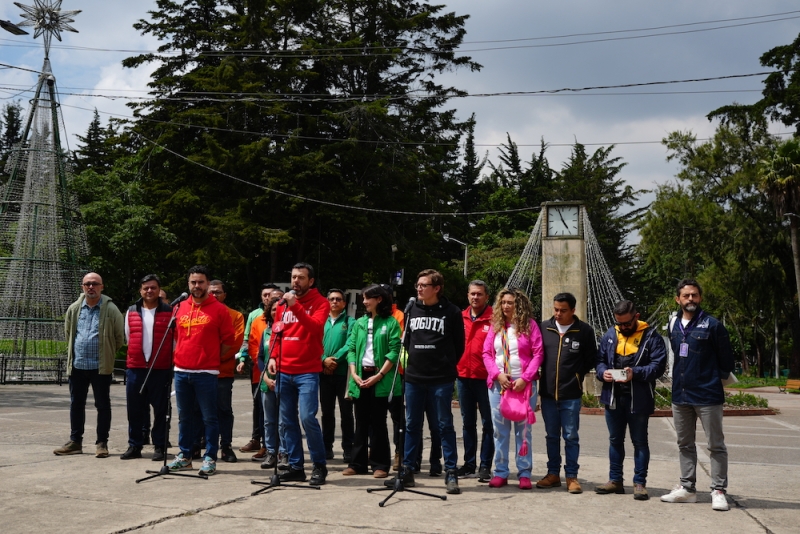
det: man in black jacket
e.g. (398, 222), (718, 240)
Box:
(396, 269), (465, 494)
(535, 292), (596, 494)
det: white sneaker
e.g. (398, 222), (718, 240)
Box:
(711, 489), (729, 511)
(660, 484), (697, 503)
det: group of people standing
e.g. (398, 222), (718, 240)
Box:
(54, 265), (734, 510)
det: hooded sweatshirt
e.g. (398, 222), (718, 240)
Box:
(272, 288), (329, 374)
(403, 296), (465, 385)
(173, 294), (236, 372)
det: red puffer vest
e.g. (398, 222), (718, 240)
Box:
(127, 300), (174, 369)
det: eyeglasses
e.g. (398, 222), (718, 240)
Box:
(82, 282), (102, 287)
(415, 283), (433, 290)
(328, 297), (343, 302)
(614, 317), (638, 329)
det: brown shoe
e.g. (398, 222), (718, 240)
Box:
(595, 480), (625, 494)
(96, 441), (109, 458)
(239, 439), (261, 453)
(373, 469), (389, 479)
(566, 477), (583, 494)
(342, 467), (359, 476)
(392, 451), (401, 472)
(251, 447), (267, 460)
(536, 473), (562, 488)
(53, 440), (82, 456)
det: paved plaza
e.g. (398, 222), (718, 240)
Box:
(0, 380), (797, 533)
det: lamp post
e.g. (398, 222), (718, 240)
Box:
(443, 233), (468, 279)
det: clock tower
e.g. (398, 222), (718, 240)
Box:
(541, 202), (587, 321)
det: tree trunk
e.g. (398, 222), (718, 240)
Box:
(728, 315), (749, 374)
(789, 219), (800, 378)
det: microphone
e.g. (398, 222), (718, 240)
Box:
(170, 292), (189, 307)
(403, 297), (416, 314)
(278, 289), (296, 306)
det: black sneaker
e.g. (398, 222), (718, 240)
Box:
(261, 452), (277, 469)
(220, 447), (238, 463)
(309, 463), (328, 486)
(191, 447), (202, 460)
(152, 447), (165, 462)
(445, 469), (461, 495)
(278, 468), (307, 482)
(343, 449), (352, 464)
(277, 452), (289, 471)
(142, 435), (151, 446)
(456, 465), (476, 477)
(402, 466), (416, 487)
(325, 449), (334, 460)
(120, 446), (142, 460)
(477, 466), (492, 482)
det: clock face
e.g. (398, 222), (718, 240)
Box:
(547, 205), (580, 237)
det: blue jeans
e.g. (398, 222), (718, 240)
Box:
(174, 371), (219, 459)
(403, 381), (458, 471)
(540, 396), (582, 477)
(488, 382), (536, 479)
(457, 377), (494, 470)
(261, 387), (285, 455)
(217, 377), (234, 448)
(277, 372), (326, 469)
(604, 395), (650, 484)
(125, 368), (170, 448)
(68, 368), (112, 444)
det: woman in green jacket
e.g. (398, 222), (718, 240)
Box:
(342, 284), (401, 478)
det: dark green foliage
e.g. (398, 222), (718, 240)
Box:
(114, 0), (479, 309)
(0, 100), (24, 176)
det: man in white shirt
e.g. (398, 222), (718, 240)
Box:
(121, 274), (175, 461)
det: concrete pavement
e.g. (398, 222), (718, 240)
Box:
(0, 381), (797, 533)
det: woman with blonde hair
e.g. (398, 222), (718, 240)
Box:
(482, 288), (544, 489)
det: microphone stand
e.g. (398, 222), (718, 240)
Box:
(366, 300), (446, 506)
(251, 309), (320, 495)
(137, 300), (207, 482)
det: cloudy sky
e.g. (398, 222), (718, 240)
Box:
(1, 1), (798, 214)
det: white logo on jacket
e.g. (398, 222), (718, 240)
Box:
(408, 316), (446, 334)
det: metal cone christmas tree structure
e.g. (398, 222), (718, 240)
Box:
(0, 1), (88, 383)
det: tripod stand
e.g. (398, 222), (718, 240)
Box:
(365, 301), (446, 506)
(136, 302), (206, 483)
(251, 317), (319, 495)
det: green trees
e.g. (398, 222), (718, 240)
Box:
(114, 0), (479, 306)
(0, 101), (23, 176)
(637, 115), (791, 376)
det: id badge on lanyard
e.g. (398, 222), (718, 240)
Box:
(679, 343), (689, 357)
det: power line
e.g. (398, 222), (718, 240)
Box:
(0, 10), (797, 57)
(0, 72), (774, 103)
(134, 132), (540, 217)
(56, 99), (793, 149)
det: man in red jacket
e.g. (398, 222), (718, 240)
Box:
(167, 265), (236, 477)
(267, 263), (329, 485)
(122, 274), (174, 462)
(456, 280), (494, 482)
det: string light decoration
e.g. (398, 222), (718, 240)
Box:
(0, 1), (88, 383)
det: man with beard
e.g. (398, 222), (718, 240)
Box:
(595, 300), (666, 501)
(167, 265), (236, 477)
(267, 263), (329, 485)
(661, 279), (734, 511)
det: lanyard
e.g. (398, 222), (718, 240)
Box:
(677, 311), (704, 341)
